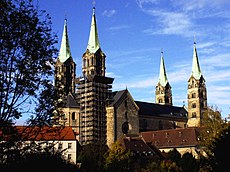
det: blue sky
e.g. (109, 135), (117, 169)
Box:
(31, 0), (230, 121)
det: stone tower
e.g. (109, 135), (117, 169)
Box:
(77, 7), (114, 145)
(187, 42), (207, 127)
(155, 51), (172, 105)
(55, 19), (76, 98)
(54, 19), (79, 132)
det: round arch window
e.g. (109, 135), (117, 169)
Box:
(122, 122), (129, 134)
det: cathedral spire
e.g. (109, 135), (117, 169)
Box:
(155, 50), (172, 105)
(158, 50), (168, 87)
(191, 42), (201, 80)
(87, 7), (100, 53)
(58, 18), (72, 63)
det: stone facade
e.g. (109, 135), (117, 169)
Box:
(155, 83), (172, 106)
(187, 76), (207, 127)
(187, 43), (207, 127)
(106, 90), (139, 148)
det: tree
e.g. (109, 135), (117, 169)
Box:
(167, 148), (181, 165)
(208, 126), (230, 171)
(199, 105), (228, 155)
(179, 152), (199, 172)
(0, 0), (59, 166)
(104, 141), (131, 172)
(0, 0), (57, 126)
(77, 143), (108, 172)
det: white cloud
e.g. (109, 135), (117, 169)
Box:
(202, 53), (230, 68)
(108, 25), (130, 31)
(173, 0), (230, 12)
(142, 10), (194, 36)
(105, 72), (121, 79)
(137, 0), (230, 38)
(102, 10), (116, 17)
(136, 0), (159, 8)
(197, 42), (216, 49)
(113, 77), (156, 90)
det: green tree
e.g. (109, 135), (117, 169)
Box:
(160, 160), (182, 172)
(167, 148), (181, 165)
(199, 105), (228, 155)
(179, 152), (199, 172)
(104, 141), (131, 172)
(208, 126), (230, 171)
(0, 0), (57, 126)
(0, 0), (59, 166)
(77, 143), (108, 172)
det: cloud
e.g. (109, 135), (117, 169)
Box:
(197, 42), (216, 49)
(136, 0), (159, 8)
(113, 77), (156, 90)
(207, 89), (230, 105)
(102, 10), (116, 17)
(137, 0), (230, 38)
(105, 72), (121, 79)
(108, 25), (130, 31)
(142, 9), (194, 36)
(173, 0), (230, 12)
(202, 53), (230, 68)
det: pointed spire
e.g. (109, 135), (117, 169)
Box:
(87, 7), (100, 53)
(158, 50), (168, 87)
(191, 42), (202, 80)
(58, 18), (72, 63)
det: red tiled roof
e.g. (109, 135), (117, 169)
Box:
(2, 126), (76, 141)
(118, 136), (165, 159)
(141, 127), (200, 149)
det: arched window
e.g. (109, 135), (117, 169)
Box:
(91, 57), (93, 66)
(203, 91), (206, 98)
(203, 101), (206, 108)
(192, 93), (196, 98)
(72, 112), (75, 120)
(61, 113), (65, 120)
(83, 59), (86, 67)
(87, 59), (89, 67)
(192, 103), (196, 108)
(192, 112), (196, 118)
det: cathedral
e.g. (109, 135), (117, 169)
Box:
(53, 7), (207, 147)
